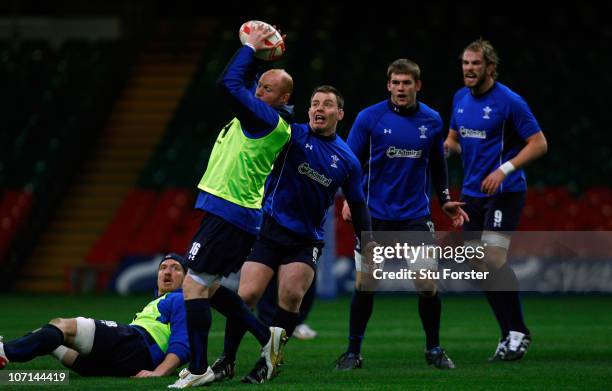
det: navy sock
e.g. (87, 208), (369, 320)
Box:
(185, 298), (211, 374)
(485, 291), (510, 339)
(297, 278), (316, 325)
(5, 324), (64, 362)
(210, 285), (270, 346)
(221, 318), (247, 362)
(348, 290), (374, 355)
(495, 265), (529, 334)
(271, 307), (299, 337)
(483, 263), (522, 339)
(418, 292), (441, 350)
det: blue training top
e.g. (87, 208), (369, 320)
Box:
(449, 82), (541, 197)
(130, 289), (189, 367)
(347, 99), (449, 221)
(262, 124), (365, 241)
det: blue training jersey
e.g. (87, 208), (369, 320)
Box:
(347, 100), (448, 221)
(130, 289), (189, 368)
(450, 82), (541, 197)
(262, 124), (365, 241)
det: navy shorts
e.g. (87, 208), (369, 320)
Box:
(185, 213), (256, 276)
(461, 192), (526, 240)
(372, 216), (435, 233)
(71, 321), (152, 377)
(247, 214), (323, 272)
(247, 238), (323, 272)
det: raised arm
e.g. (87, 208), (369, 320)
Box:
(216, 25), (282, 133)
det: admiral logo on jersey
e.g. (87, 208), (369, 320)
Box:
(297, 163), (332, 187)
(386, 146), (423, 159)
(459, 125), (487, 139)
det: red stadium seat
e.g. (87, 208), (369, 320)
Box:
(125, 188), (193, 255)
(334, 195), (355, 258)
(584, 187), (612, 209)
(86, 189), (157, 264)
(0, 189), (33, 261)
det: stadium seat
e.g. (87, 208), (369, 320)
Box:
(86, 189), (157, 264)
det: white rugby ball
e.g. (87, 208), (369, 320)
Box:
(239, 20), (285, 61)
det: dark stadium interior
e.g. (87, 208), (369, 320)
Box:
(0, 1), (611, 292)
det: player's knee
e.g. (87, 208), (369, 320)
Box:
(49, 317), (63, 327)
(415, 280), (437, 297)
(238, 289), (260, 309)
(469, 258), (489, 273)
(355, 271), (372, 291)
(49, 318), (76, 337)
(278, 288), (303, 312)
(182, 274), (208, 299)
(484, 246), (508, 270)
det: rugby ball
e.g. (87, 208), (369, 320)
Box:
(239, 20), (285, 61)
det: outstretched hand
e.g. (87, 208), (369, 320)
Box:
(341, 200), (352, 222)
(442, 201), (469, 227)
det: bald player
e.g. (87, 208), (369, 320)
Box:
(169, 24), (295, 388)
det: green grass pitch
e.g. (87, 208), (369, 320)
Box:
(1, 294), (611, 390)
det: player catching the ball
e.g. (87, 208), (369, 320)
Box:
(168, 22), (293, 388)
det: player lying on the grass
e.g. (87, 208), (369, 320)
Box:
(0, 253), (189, 377)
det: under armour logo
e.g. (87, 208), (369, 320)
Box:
(483, 106), (492, 119)
(384, 128), (392, 134)
(331, 155), (339, 168)
(418, 125), (428, 139)
(305, 143), (313, 150)
(457, 108), (464, 113)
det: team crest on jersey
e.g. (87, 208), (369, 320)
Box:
(383, 128), (392, 134)
(418, 125), (428, 139)
(330, 155), (340, 168)
(482, 106), (492, 119)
